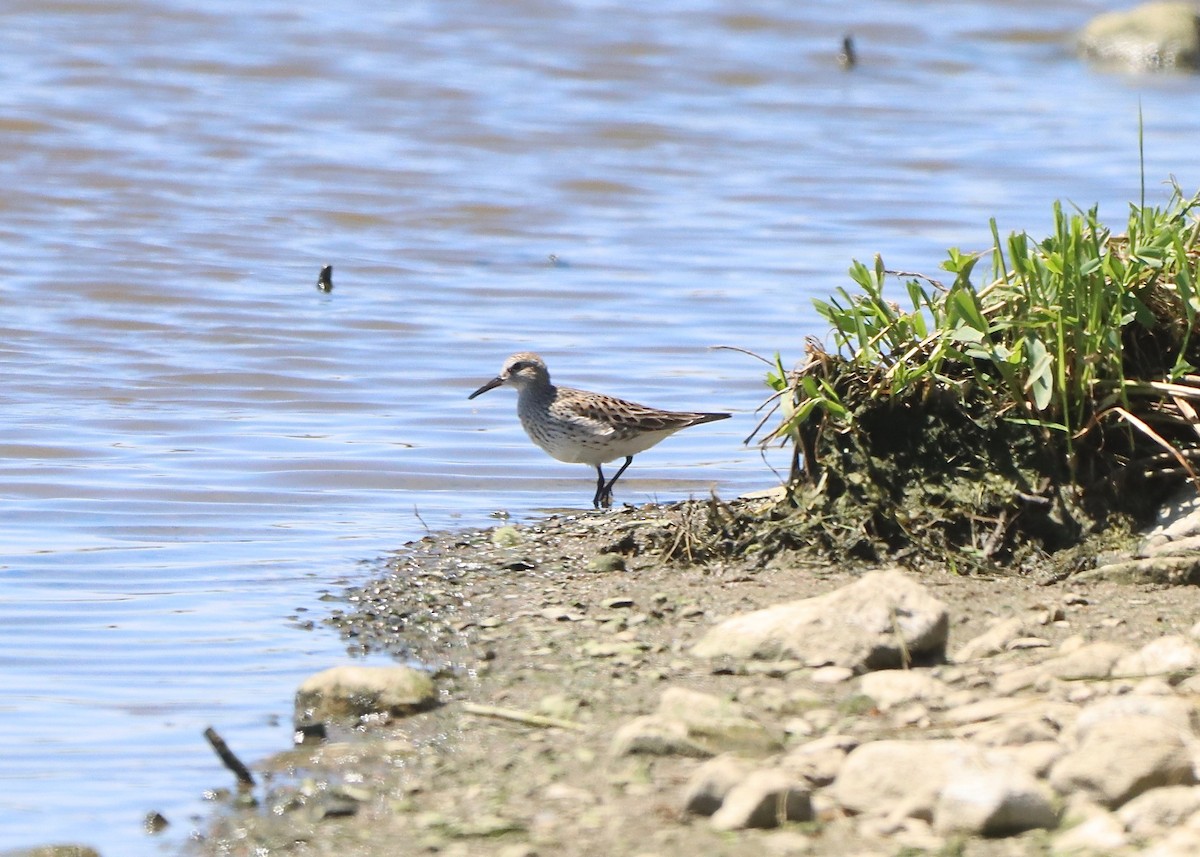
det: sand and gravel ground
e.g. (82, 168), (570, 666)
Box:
(190, 499), (1200, 857)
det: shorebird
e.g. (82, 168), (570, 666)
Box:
(468, 352), (731, 509)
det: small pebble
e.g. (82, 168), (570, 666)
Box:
(586, 554), (626, 573)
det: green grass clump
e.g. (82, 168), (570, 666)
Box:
(754, 182), (1200, 564)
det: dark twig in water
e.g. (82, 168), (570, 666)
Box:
(204, 726), (256, 788)
(838, 34), (857, 69)
(317, 264), (333, 292)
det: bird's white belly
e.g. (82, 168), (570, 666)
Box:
(520, 417), (674, 465)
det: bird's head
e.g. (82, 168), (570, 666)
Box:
(468, 352), (550, 398)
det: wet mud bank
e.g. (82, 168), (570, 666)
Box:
(178, 497), (1200, 857)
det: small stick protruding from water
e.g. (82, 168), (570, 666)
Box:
(203, 726), (256, 788)
(316, 264), (333, 292)
(838, 34), (857, 69)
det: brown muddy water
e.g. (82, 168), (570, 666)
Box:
(1, 0), (1196, 853)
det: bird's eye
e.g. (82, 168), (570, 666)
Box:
(511, 361), (529, 372)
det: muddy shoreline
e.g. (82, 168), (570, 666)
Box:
(174, 497), (1200, 857)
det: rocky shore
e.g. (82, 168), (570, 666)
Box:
(162, 496), (1200, 857)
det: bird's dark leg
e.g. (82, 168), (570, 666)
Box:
(597, 456), (634, 509)
(592, 464), (607, 509)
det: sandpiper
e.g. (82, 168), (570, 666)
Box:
(468, 352), (731, 508)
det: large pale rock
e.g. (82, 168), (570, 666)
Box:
(1070, 694), (1197, 742)
(1117, 784), (1200, 837)
(1079, 555), (1200, 585)
(294, 665), (436, 725)
(1140, 824), (1200, 857)
(994, 641), (1129, 695)
(610, 715), (712, 758)
(710, 769), (813, 831)
(1049, 714), (1197, 807)
(692, 570), (948, 673)
(683, 755), (755, 816)
(1039, 640), (1132, 681)
(943, 696), (1077, 748)
(835, 739), (1057, 835)
(934, 754), (1059, 836)
(611, 687), (781, 758)
(1113, 635), (1200, 677)
(957, 712), (1062, 747)
(1140, 485), (1200, 555)
(1053, 809), (1129, 853)
(1009, 741), (1065, 779)
(1078, 1), (1200, 70)
(835, 740), (963, 818)
(859, 670), (948, 711)
(942, 696), (1048, 726)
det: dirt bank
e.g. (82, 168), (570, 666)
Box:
(189, 498), (1200, 857)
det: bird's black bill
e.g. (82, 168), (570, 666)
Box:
(468, 376), (504, 399)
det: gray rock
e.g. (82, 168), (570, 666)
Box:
(809, 665), (854, 684)
(994, 641), (1129, 695)
(1113, 635), (1200, 677)
(611, 687), (781, 758)
(953, 616), (1029, 662)
(1049, 714), (1197, 807)
(835, 738), (1058, 836)
(586, 554), (626, 573)
(934, 753), (1059, 836)
(1117, 784), (1200, 837)
(294, 665), (436, 725)
(957, 712), (1063, 747)
(858, 669), (948, 710)
(833, 739), (965, 819)
(1140, 485), (1200, 553)
(1071, 693), (1197, 741)
(710, 769), (813, 831)
(496, 845), (540, 857)
(1079, 555), (1200, 585)
(657, 687), (781, 755)
(1053, 809), (1129, 853)
(1044, 641), (1133, 681)
(1133, 677), (1180, 697)
(610, 715), (711, 758)
(1078, 1), (1200, 70)
(1140, 827), (1200, 856)
(692, 570), (948, 673)
(757, 831), (816, 855)
(940, 697), (1027, 726)
(1009, 741), (1065, 779)
(580, 640), (648, 659)
(683, 754), (755, 816)
(1008, 636), (1052, 651)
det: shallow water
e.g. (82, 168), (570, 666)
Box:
(1, 0), (1197, 852)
